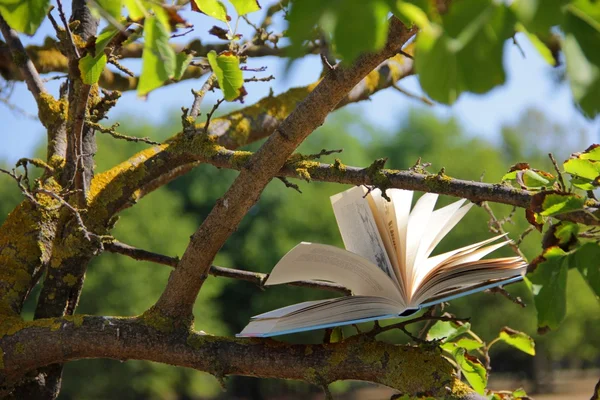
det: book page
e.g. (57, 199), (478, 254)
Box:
(417, 275), (524, 309)
(388, 189), (413, 293)
(411, 259), (526, 306)
(366, 190), (403, 295)
(265, 242), (405, 304)
(238, 295), (405, 337)
(331, 186), (396, 282)
(404, 193), (438, 292)
(411, 233), (508, 293)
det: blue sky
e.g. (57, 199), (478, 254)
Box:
(0, 2), (598, 165)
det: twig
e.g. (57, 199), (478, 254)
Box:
(103, 241), (351, 295)
(0, 168), (101, 243)
(368, 314), (470, 338)
(186, 74), (217, 129)
(47, 8), (62, 34)
(305, 148), (343, 161)
(417, 305), (439, 339)
(56, 0), (80, 59)
(515, 225), (535, 246)
(485, 286), (526, 308)
(392, 83), (433, 106)
(480, 202), (527, 260)
(398, 49), (414, 59)
(87, 121), (161, 145)
(244, 75), (275, 83)
(108, 56), (135, 77)
(277, 177), (302, 193)
(36, 189), (100, 242)
(0, 167), (39, 205)
(0, 15), (47, 102)
(204, 98), (225, 134)
(241, 65), (268, 72)
(16, 158), (55, 174)
(512, 35), (526, 59)
(548, 153), (566, 191)
(171, 28), (194, 39)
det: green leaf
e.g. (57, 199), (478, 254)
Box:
(229, 0), (260, 16)
(0, 0), (50, 35)
(528, 246), (569, 330)
(564, 158), (600, 181)
(453, 337), (484, 350)
(415, 0), (515, 104)
(173, 52), (193, 81)
(517, 24), (556, 66)
(498, 327), (536, 356)
(536, 193), (585, 217)
(333, 0), (390, 62)
(287, 0), (391, 62)
(453, 347), (487, 394)
(207, 50), (244, 101)
(286, 0), (325, 57)
(138, 16), (176, 96)
(191, 0), (229, 22)
(569, 242), (600, 300)
(512, 0), (567, 33)
(562, 1), (600, 118)
(78, 26), (119, 84)
(123, 0), (146, 20)
(512, 388), (529, 399)
(441, 338), (482, 353)
(427, 321), (471, 342)
(553, 221), (580, 247)
(79, 54), (107, 85)
(94, 0), (122, 20)
(579, 144), (600, 161)
(388, 0), (431, 29)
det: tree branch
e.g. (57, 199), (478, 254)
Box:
(0, 316), (481, 400)
(0, 38), (315, 89)
(211, 55), (413, 149)
(0, 16), (47, 102)
(87, 135), (600, 232)
(103, 240), (351, 295)
(151, 19), (417, 320)
(85, 54), (415, 222)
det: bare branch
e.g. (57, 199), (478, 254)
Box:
(187, 74), (217, 126)
(392, 83), (433, 106)
(104, 241), (350, 295)
(480, 202), (528, 260)
(87, 121), (161, 145)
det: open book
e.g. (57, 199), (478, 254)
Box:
(238, 187), (527, 338)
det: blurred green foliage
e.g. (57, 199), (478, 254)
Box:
(1, 107), (598, 399)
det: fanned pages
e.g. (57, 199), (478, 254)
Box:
(238, 187), (527, 338)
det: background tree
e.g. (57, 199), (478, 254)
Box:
(0, 1), (599, 399)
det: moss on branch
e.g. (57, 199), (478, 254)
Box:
(0, 315), (479, 399)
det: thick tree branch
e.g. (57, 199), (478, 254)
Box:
(0, 16), (46, 102)
(104, 241), (351, 295)
(151, 19), (417, 320)
(0, 38), (314, 89)
(87, 132), (600, 235)
(0, 316), (482, 400)
(86, 55), (414, 222)
(210, 55), (413, 149)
